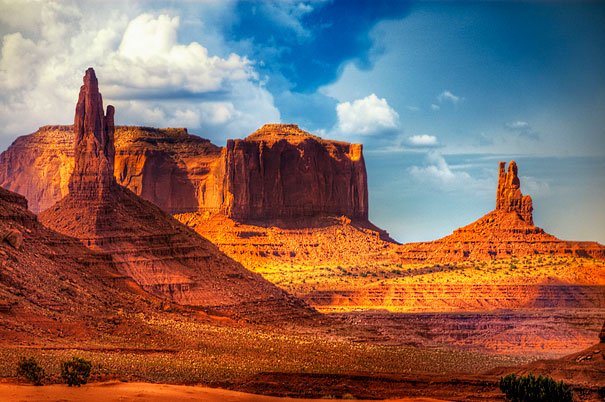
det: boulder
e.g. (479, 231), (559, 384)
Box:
(3, 228), (23, 250)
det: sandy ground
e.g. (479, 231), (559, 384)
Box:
(0, 382), (446, 402)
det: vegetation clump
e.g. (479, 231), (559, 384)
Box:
(16, 357), (45, 386)
(499, 373), (573, 402)
(61, 357), (92, 387)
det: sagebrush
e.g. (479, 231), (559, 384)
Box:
(61, 357), (92, 387)
(16, 357), (45, 386)
(499, 373), (573, 402)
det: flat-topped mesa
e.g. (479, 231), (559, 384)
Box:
(69, 68), (116, 200)
(223, 123), (368, 221)
(496, 160), (533, 225)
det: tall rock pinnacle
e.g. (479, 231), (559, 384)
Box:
(68, 68), (116, 200)
(496, 160), (533, 225)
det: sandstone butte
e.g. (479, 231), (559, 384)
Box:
(397, 160), (605, 262)
(34, 68), (314, 322)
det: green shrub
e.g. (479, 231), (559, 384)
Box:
(61, 357), (92, 387)
(499, 373), (573, 402)
(16, 357), (45, 386)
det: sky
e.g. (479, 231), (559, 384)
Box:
(0, 0), (604, 243)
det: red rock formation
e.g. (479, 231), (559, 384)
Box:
(0, 126), (74, 213)
(222, 124), (368, 221)
(0, 126), (221, 214)
(0, 124), (368, 223)
(70, 68), (116, 200)
(38, 69), (314, 322)
(399, 161), (605, 261)
(496, 161), (533, 224)
(0, 184), (138, 339)
(114, 127), (223, 214)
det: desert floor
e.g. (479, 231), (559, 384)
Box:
(0, 381), (445, 402)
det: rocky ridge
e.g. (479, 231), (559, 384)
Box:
(0, 184), (145, 340)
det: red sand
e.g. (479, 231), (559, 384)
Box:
(0, 382), (446, 402)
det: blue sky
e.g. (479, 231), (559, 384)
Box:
(0, 0), (604, 243)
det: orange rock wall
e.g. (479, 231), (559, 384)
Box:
(0, 125), (368, 221)
(222, 130), (368, 220)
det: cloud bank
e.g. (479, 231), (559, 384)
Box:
(0, 2), (279, 147)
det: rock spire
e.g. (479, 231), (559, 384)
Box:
(68, 67), (116, 200)
(496, 161), (533, 225)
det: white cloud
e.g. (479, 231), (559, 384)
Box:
(504, 120), (539, 140)
(0, 2), (279, 148)
(437, 90), (462, 104)
(520, 176), (551, 196)
(408, 151), (488, 191)
(335, 93), (399, 135)
(506, 120), (530, 130)
(430, 103), (440, 111)
(407, 134), (439, 147)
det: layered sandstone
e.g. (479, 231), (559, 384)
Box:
(222, 124), (368, 220)
(0, 124), (368, 222)
(0, 184), (139, 340)
(38, 68), (314, 322)
(0, 126), (222, 214)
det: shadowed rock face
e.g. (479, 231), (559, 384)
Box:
(496, 161), (533, 225)
(223, 124), (368, 221)
(70, 68), (116, 200)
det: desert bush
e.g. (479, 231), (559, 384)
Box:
(61, 357), (92, 387)
(16, 357), (45, 386)
(499, 373), (573, 402)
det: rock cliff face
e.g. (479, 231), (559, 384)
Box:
(0, 126), (74, 213)
(114, 127), (223, 214)
(222, 124), (368, 221)
(38, 68), (314, 322)
(0, 126), (223, 214)
(0, 124), (368, 222)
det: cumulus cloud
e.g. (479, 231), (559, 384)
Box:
(335, 93), (399, 135)
(0, 2), (279, 148)
(430, 103), (440, 111)
(437, 90), (462, 104)
(407, 134), (439, 147)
